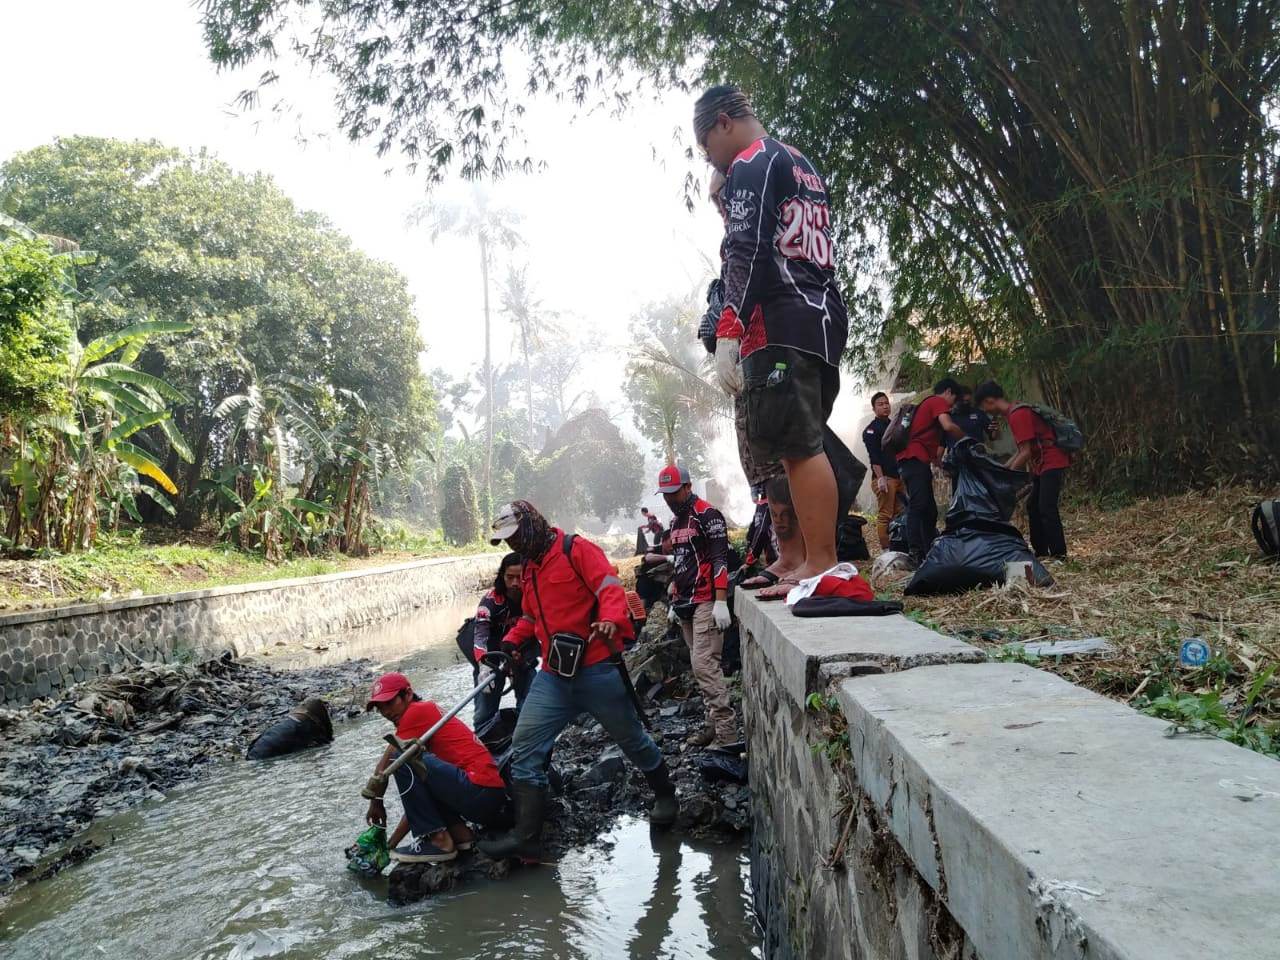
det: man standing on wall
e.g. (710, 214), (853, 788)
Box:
(974, 382), (1071, 558)
(694, 84), (849, 600)
(862, 391), (904, 551)
(657, 465), (736, 747)
(895, 379), (966, 562)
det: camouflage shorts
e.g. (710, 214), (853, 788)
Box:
(735, 393), (786, 487)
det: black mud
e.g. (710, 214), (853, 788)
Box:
(0, 652), (374, 890)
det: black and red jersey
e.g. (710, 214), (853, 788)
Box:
(668, 496), (730, 604)
(473, 588), (516, 660)
(716, 137), (849, 368)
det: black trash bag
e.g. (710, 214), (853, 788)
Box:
(694, 752), (748, 785)
(945, 438), (1028, 527)
(721, 623), (741, 677)
(823, 425), (867, 522)
(837, 515), (871, 562)
(246, 697), (333, 759)
(477, 707), (519, 756)
(904, 522), (1052, 596)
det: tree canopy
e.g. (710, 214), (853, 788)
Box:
(202, 0), (1280, 488)
(1, 136), (436, 517)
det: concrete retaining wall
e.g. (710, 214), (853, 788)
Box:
(0, 554), (495, 706)
(739, 593), (1280, 960)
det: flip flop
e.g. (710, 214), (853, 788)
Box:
(756, 578), (799, 601)
(738, 570), (780, 590)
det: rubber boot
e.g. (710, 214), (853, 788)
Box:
(644, 760), (680, 827)
(478, 782), (546, 863)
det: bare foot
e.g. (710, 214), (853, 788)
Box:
(429, 829), (456, 852)
(447, 824), (475, 848)
(756, 562), (831, 601)
(740, 560), (798, 590)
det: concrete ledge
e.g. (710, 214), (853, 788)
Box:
(737, 592), (982, 704)
(0, 553), (494, 705)
(837, 662), (1280, 960)
(0, 553), (496, 627)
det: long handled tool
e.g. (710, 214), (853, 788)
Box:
(361, 652), (512, 800)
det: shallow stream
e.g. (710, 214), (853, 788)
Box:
(0, 603), (760, 959)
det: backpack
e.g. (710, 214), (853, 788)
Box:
(1011, 403), (1085, 454)
(880, 403), (917, 456)
(455, 617), (478, 666)
(1253, 500), (1280, 560)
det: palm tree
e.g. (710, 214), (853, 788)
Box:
(499, 263), (557, 449)
(408, 186), (522, 517)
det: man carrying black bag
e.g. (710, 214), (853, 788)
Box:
(478, 501), (679, 863)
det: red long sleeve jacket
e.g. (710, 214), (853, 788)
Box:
(501, 529), (632, 671)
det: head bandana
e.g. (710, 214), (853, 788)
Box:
(504, 499), (555, 562)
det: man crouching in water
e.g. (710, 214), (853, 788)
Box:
(365, 672), (511, 864)
(479, 500), (679, 862)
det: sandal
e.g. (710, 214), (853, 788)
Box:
(738, 569), (780, 591)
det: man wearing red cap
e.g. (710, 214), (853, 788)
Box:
(657, 465), (737, 747)
(477, 500), (678, 862)
(364, 672), (510, 864)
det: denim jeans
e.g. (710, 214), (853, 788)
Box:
(392, 751), (509, 836)
(510, 663), (662, 787)
(472, 660), (536, 731)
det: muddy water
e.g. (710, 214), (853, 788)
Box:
(0, 604), (760, 959)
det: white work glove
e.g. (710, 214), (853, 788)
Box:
(875, 476), (888, 494)
(712, 599), (732, 630)
(667, 604), (679, 624)
(714, 338), (744, 396)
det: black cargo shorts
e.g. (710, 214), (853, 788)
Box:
(741, 345), (840, 464)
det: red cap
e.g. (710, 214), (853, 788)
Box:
(656, 464), (691, 494)
(365, 672), (411, 710)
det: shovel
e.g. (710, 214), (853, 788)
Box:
(361, 652), (513, 800)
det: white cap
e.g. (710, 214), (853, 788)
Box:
(489, 503), (521, 545)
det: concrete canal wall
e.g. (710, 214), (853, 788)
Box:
(739, 593), (1280, 960)
(0, 554), (494, 706)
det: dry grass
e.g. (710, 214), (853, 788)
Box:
(878, 486), (1280, 726)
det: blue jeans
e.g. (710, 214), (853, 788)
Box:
(392, 751), (509, 836)
(472, 661), (536, 730)
(510, 663), (662, 787)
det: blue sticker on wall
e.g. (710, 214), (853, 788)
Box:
(1180, 638), (1210, 667)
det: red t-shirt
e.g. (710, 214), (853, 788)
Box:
(896, 394), (951, 464)
(1007, 406), (1072, 475)
(395, 701), (505, 789)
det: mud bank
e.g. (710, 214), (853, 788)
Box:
(0, 653), (374, 890)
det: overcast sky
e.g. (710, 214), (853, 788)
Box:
(2, 0), (723, 384)
(4, 0), (883, 520)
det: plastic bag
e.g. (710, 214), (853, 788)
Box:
(888, 512), (909, 553)
(944, 439), (1028, 527)
(837, 515), (870, 562)
(904, 522), (1052, 596)
(345, 824), (390, 876)
(694, 752), (748, 785)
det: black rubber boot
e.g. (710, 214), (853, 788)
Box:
(644, 760), (680, 827)
(478, 782), (547, 862)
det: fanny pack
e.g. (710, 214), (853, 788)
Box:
(547, 632), (588, 679)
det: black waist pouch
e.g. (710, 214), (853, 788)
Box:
(547, 632), (588, 678)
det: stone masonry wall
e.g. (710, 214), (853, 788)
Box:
(739, 593), (1280, 960)
(0, 554), (495, 706)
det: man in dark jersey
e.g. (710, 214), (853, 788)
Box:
(657, 464), (735, 747)
(472, 552), (533, 729)
(693, 84), (849, 599)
